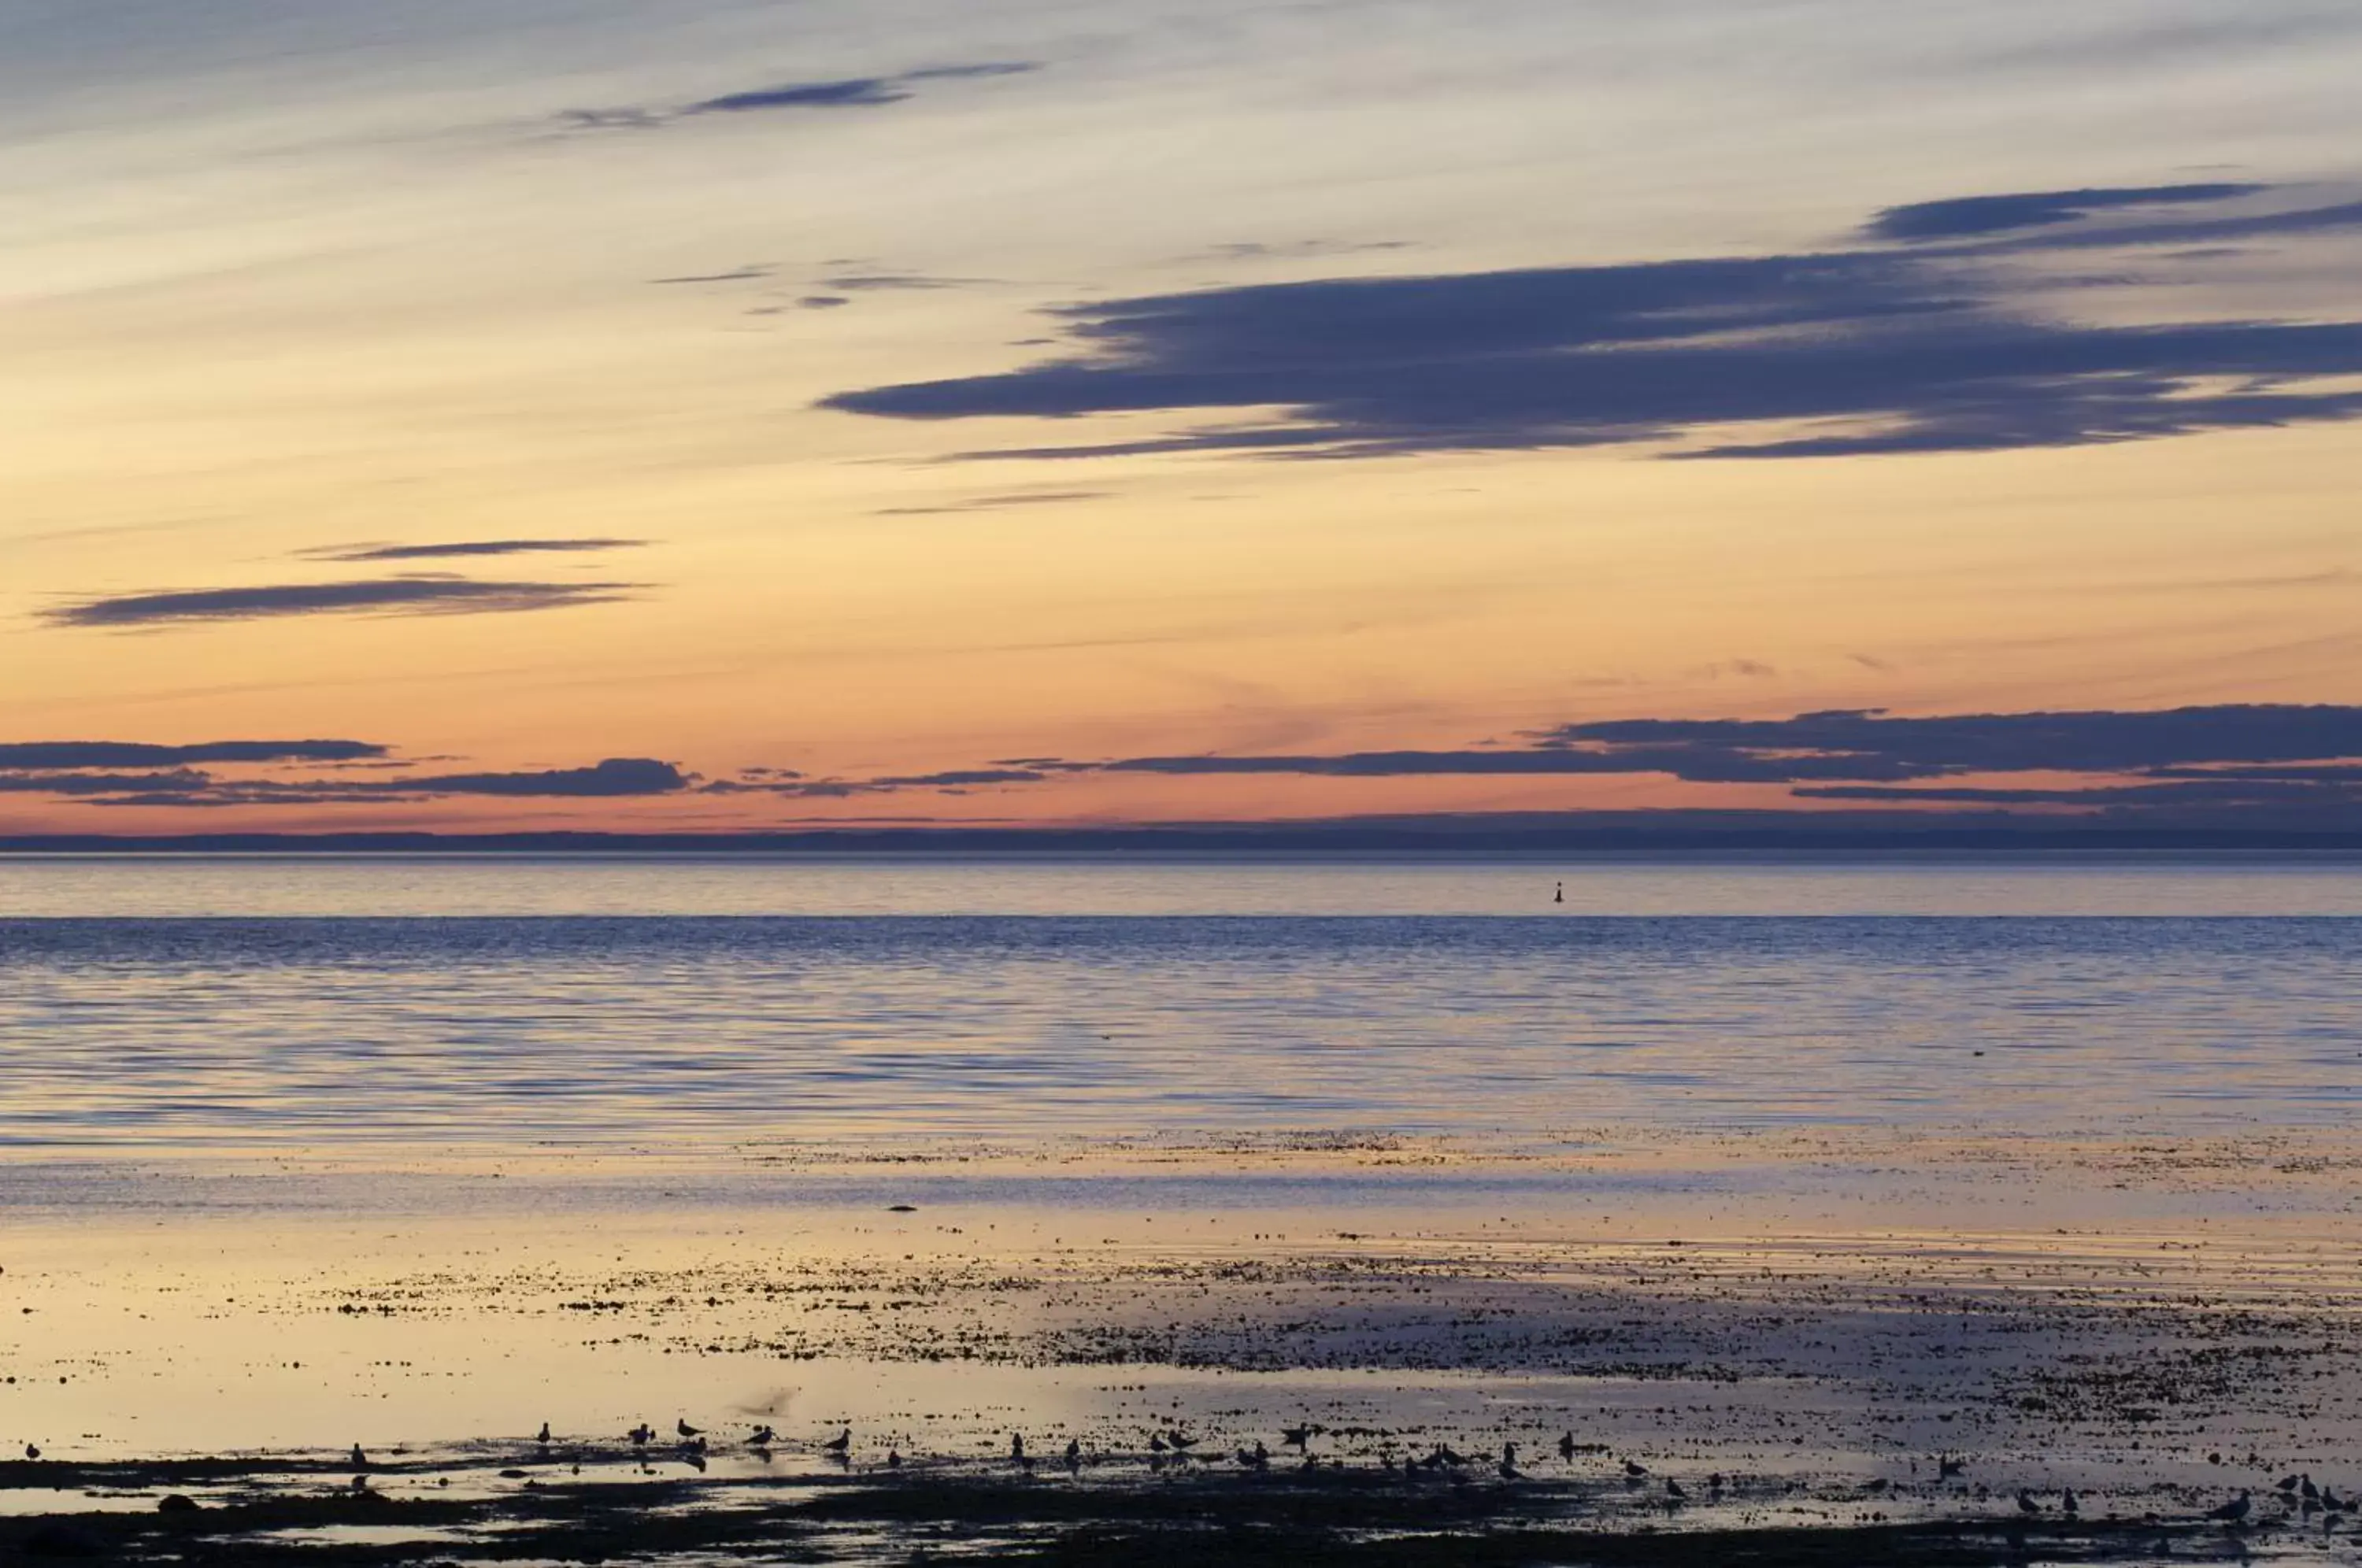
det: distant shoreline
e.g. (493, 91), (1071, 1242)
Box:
(9, 819), (2362, 855)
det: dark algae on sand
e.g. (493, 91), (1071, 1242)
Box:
(0, 1455), (2325, 1566)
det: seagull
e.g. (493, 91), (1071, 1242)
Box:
(1149, 1433), (1168, 1454)
(23, 1444), (39, 1461)
(2018, 1490), (2043, 1516)
(1623, 1459), (1649, 1478)
(1498, 1444), (1521, 1481)
(1433, 1444), (1467, 1469)
(2320, 1486), (2347, 1513)
(350, 1444), (367, 1469)
(822, 1428), (850, 1455)
(2279, 1474), (2304, 1495)
(1557, 1432), (1576, 1461)
(1164, 1432), (1198, 1455)
(676, 1419), (702, 1440)
(1064, 1438), (1081, 1469)
(887, 1449), (902, 1470)
(749, 1425), (776, 1447)
(1667, 1478), (1687, 1503)
(1939, 1455), (1966, 1480)
(536, 1422), (550, 1445)
(2302, 1475), (2321, 1503)
(1238, 1442), (1270, 1471)
(1281, 1424), (1317, 1450)
(2207, 1491), (2252, 1522)
(628, 1424), (654, 1448)
(350, 1474), (368, 1492)
(2063, 1488), (2079, 1518)
(1010, 1433), (1026, 1462)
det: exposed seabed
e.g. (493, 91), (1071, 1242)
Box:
(2, 1452), (2343, 1567)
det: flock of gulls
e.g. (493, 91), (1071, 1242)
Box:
(222, 1421), (2351, 1529)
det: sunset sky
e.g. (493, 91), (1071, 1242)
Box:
(8, 0), (2362, 835)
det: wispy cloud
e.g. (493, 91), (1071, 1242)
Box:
(814, 272), (978, 292)
(871, 490), (1109, 516)
(1199, 239), (1415, 263)
(1864, 182), (2267, 241)
(649, 267), (773, 287)
(1535, 704), (2362, 775)
(1795, 778), (2360, 807)
(731, 704), (2362, 809)
(822, 182), (2362, 463)
(690, 77), (913, 113)
(0, 769), (218, 797)
(11, 755), (691, 808)
(24, 707), (2362, 823)
(560, 61), (1039, 132)
(0, 740), (385, 770)
(705, 766), (1050, 798)
(377, 758), (687, 797)
(311, 539), (646, 563)
(46, 576), (642, 629)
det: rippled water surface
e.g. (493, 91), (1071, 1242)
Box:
(2, 855), (2358, 1149)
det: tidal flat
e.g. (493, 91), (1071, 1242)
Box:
(7, 858), (2362, 1561)
(5, 1130), (2360, 1564)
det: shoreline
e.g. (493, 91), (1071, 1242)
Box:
(3, 1455), (2334, 1566)
(6, 1137), (2356, 1507)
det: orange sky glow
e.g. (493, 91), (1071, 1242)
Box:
(6, 1), (2362, 836)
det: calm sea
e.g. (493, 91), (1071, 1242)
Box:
(2, 854), (2357, 1151)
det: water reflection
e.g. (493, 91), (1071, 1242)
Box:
(1, 914), (2356, 1148)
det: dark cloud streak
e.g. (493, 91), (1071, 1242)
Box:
(650, 268), (772, 286)
(799, 704), (2362, 804)
(822, 183), (2362, 462)
(46, 576), (642, 628)
(562, 61), (1040, 131)
(1866, 183), (2266, 241)
(318, 539), (646, 563)
(689, 77), (911, 113)
(384, 758), (687, 797)
(871, 490), (1108, 516)
(0, 740), (385, 770)
(1542, 704), (2362, 775)
(14, 756), (690, 808)
(816, 272), (974, 292)
(1795, 780), (2362, 808)
(0, 770), (217, 797)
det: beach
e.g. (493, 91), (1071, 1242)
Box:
(7, 1129), (2362, 1562)
(4, 857), (2360, 1562)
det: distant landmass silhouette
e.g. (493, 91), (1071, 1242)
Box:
(6, 808), (2362, 853)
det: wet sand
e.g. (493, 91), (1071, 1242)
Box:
(2, 1461), (2345, 1566)
(6, 1130), (2361, 1563)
